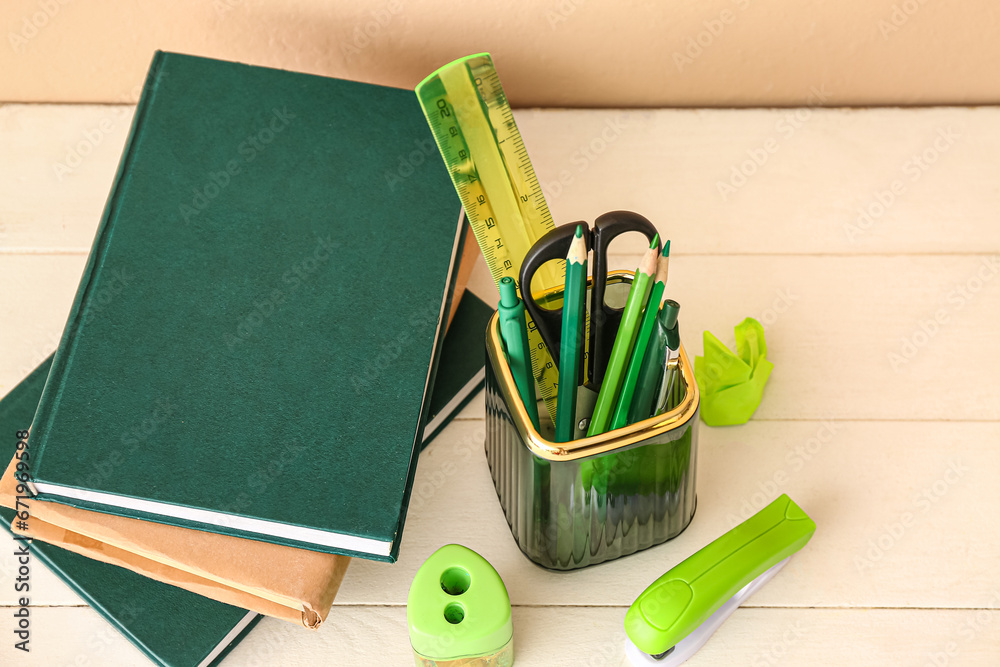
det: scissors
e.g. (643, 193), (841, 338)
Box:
(519, 210), (660, 388)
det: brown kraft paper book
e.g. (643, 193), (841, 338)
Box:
(1, 455), (348, 628)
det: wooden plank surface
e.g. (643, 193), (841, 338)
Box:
(4, 251), (1000, 421)
(3, 412), (999, 609)
(3, 106), (1000, 255)
(1, 104), (998, 665)
(8, 607), (1000, 666)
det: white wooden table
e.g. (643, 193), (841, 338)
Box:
(1, 104), (999, 665)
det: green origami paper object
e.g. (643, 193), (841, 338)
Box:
(694, 317), (773, 426)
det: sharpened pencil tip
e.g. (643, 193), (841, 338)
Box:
(639, 237), (659, 275)
(650, 233), (659, 249)
(663, 240), (671, 257)
(567, 225), (588, 264)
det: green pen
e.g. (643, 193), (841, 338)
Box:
(555, 226), (588, 442)
(587, 235), (659, 436)
(498, 276), (540, 430)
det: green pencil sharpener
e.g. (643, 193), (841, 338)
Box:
(485, 271), (699, 570)
(407, 544), (514, 667)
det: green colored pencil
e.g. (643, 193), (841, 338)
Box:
(655, 239), (670, 286)
(586, 235), (659, 436)
(498, 276), (540, 429)
(556, 225), (588, 442)
(609, 279), (665, 431)
(615, 240), (671, 428)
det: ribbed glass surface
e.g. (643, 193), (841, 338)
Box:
(484, 358), (698, 571)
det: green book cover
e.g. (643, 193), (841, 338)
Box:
(2, 359), (260, 667)
(26, 52), (463, 562)
(422, 291), (493, 448)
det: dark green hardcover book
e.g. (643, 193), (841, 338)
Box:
(2, 359), (260, 667)
(421, 292), (494, 448)
(26, 52), (463, 562)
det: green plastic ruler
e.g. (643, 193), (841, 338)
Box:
(417, 53), (562, 420)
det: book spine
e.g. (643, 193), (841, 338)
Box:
(391, 209), (466, 562)
(28, 51), (168, 479)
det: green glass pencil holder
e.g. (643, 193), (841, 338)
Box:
(484, 271), (699, 571)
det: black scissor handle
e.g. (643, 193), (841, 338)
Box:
(520, 222), (591, 367)
(589, 211), (660, 387)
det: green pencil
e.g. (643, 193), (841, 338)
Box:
(555, 226), (588, 442)
(609, 280), (665, 431)
(613, 240), (671, 429)
(498, 276), (540, 429)
(655, 239), (670, 287)
(587, 235), (659, 436)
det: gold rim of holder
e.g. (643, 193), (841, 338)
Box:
(486, 270), (700, 462)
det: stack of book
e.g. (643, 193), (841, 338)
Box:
(1, 52), (493, 666)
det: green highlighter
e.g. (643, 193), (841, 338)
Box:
(624, 494), (816, 666)
(408, 544), (514, 667)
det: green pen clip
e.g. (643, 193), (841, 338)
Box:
(408, 544), (514, 667)
(624, 494), (816, 666)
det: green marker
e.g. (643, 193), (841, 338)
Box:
(653, 300), (682, 416)
(629, 300), (681, 424)
(555, 225), (588, 442)
(408, 544), (513, 667)
(587, 235), (659, 436)
(664, 302), (680, 351)
(498, 276), (540, 429)
(609, 280), (665, 431)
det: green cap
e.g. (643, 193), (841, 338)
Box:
(498, 276), (520, 309)
(659, 299), (680, 330)
(407, 544), (513, 660)
(659, 300), (681, 350)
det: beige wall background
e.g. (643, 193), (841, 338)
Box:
(3, 0), (999, 107)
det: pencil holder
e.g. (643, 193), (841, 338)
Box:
(485, 271), (699, 570)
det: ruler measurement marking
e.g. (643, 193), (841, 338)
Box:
(417, 54), (563, 419)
